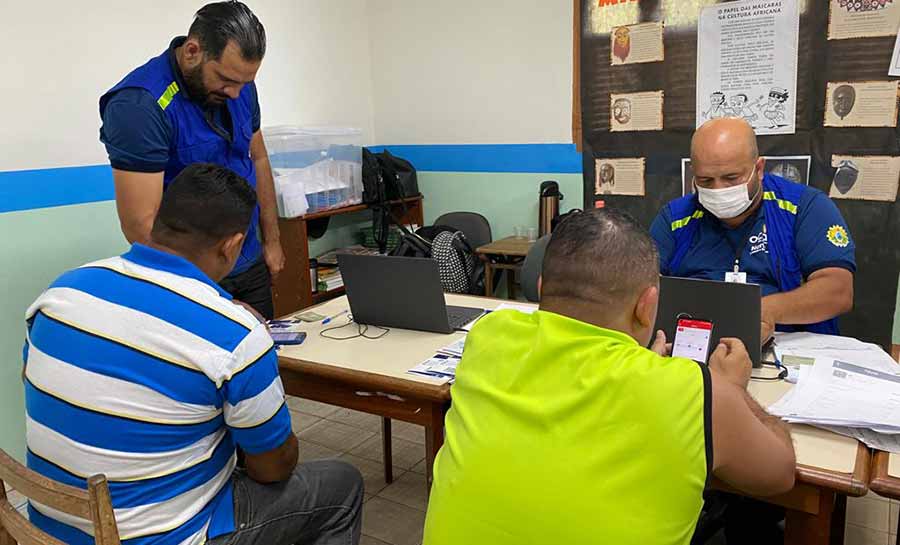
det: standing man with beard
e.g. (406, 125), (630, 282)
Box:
(99, 1), (284, 319)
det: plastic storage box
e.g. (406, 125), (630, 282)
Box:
(263, 126), (363, 217)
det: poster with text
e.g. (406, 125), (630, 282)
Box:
(610, 91), (665, 132)
(696, 0), (800, 135)
(610, 22), (665, 65)
(595, 158), (646, 196)
(830, 155), (900, 202)
(824, 81), (899, 127)
(828, 0), (900, 40)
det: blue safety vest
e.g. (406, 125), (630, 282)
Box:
(667, 173), (838, 335)
(100, 47), (260, 275)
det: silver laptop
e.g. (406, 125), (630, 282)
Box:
(338, 254), (485, 334)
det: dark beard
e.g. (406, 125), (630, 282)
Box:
(182, 64), (224, 108)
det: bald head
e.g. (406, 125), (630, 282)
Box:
(690, 117), (764, 195)
(692, 117), (758, 164)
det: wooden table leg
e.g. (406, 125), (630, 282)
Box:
(784, 490), (835, 545)
(506, 267), (516, 300)
(830, 494), (846, 545)
(382, 417), (393, 484)
(425, 402), (447, 486)
(483, 258), (494, 297)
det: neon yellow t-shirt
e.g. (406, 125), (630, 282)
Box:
(424, 309), (711, 545)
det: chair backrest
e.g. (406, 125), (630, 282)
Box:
(433, 212), (492, 250)
(0, 449), (120, 545)
(521, 235), (551, 303)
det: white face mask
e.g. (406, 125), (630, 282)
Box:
(695, 171), (760, 219)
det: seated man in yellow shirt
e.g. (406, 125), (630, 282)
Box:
(423, 208), (796, 545)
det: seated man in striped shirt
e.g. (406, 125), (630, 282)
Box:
(23, 163), (364, 545)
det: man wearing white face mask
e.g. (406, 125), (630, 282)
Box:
(650, 118), (855, 344)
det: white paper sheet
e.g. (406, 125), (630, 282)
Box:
(696, 0), (800, 135)
(408, 354), (460, 383)
(891, 30), (900, 76)
(770, 359), (900, 431)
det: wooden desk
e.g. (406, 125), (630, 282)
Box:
(475, 236), (534, 298)
(277, 294), (502, 484)
(869, 451), (900, 543)
(277, 299), (870, 544)
(743, 377), (871, 545)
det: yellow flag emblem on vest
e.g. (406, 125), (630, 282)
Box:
(826, 225), (849, 248)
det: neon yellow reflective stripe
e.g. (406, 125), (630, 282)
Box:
(763, 191), (798, 214)
(157, 82), (180, 110)
(670, 210), (704, 231)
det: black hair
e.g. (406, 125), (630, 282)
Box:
(541, 208), (659, 308)
(151, 163), (257, 251)
(189, 1), (266, 61)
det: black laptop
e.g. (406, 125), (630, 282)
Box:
(337, 254), (485, 334)
(654, 276), (762, 367)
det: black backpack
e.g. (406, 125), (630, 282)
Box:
(391, 225), (482, 294)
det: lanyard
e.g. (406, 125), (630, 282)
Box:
(728, 224), (757, 274)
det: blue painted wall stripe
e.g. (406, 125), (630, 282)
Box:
(0, 144), (582, 214)
(0, 165), (114, 213)
(371, 144), (583, 174)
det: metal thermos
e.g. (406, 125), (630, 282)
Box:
(539, 181), (564, 237)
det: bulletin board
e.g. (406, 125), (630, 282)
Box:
(579, 0), (900, 348)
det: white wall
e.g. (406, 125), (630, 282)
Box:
(0, 0), (377, 461)
(1, 0), (375, 172)
(366, 0), (574, 145)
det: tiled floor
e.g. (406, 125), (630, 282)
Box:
(289, 396), (429, 545)
(5, 401), (899, 545)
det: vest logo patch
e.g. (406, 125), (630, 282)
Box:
(827, 225), (850, 248)
(748, 224), (768, 255)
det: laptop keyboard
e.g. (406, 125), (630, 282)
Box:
(446, 306), (485, 329)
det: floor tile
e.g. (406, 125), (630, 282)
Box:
(845, 524), (889, 545)
(300, 420), (375, 452)
(286, 396), (340, 418)
(891, 535), (897, 545)
(299, 440), (343, 462)
(290, 410), (323, 434)
(339, 453), (407, 496)
(360, 535), (391, 545)
(891, 502), (899, 535)
(349, 434), (425, 470)
(328, 408), (384, 433)
(848, 495), (891, 532)
(377, 471), (429, 512)
(361, 497), (426, 545)
(388, 420), (426, 445)
(409, 458), (429, 475)
(6, 489), (26, 509)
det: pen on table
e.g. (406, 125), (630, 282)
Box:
(322, 310), (348, 325)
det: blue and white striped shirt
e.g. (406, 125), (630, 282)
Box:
(23, 244), (292, 545)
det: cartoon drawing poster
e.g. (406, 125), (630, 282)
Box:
(696, 0), (800, 136)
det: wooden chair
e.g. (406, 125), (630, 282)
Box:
(0, 449), (120, 545)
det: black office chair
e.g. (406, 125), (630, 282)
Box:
(521, 235), (550, 302)
(433, 212), (492, 249)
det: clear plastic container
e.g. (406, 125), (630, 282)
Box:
(263, 126), (363, 216)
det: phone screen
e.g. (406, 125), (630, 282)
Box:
(672, 319), (714, 364)
(270, 331), (307, 345)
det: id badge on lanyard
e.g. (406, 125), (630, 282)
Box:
(725, 227), (753, 284)
(725, 269), (747, 283)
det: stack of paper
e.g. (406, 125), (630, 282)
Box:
(768, 333), (900, 452)
(408, 353), (460, 382)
